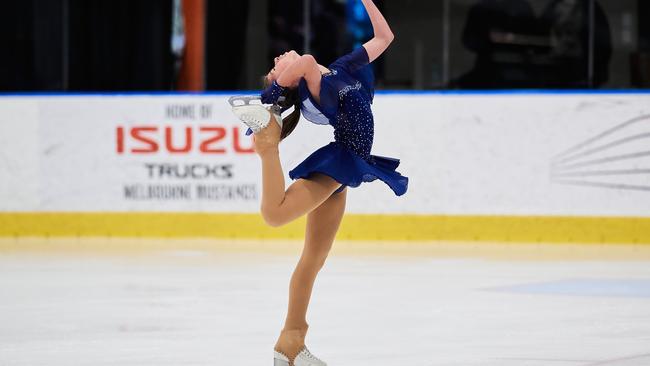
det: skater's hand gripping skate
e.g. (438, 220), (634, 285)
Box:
(261, 80), (287, 105)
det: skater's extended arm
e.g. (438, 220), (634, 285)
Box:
(360, 0), (395, 63)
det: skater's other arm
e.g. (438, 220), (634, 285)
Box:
(360, 0), (394, 63)
(276, 55), (322, 103)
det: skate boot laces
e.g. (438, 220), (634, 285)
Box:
(294, 346), (327, 366)
(273, 346), (326, 366)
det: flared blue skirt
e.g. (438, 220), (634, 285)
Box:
(288, 141), (408, 196)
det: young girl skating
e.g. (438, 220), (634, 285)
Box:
(230, 1), (407, 364)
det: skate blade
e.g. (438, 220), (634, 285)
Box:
(228, 95), (262, 108)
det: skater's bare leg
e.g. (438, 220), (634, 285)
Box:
(274, 187), (347, 363)
(253, 113), (341, 227)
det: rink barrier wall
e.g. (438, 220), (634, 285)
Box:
(1, 213), (649, 244)
(2, 91), (650, 245)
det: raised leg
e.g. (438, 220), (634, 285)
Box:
(254, 112), (341, 227)
(274, 187), (348, 364)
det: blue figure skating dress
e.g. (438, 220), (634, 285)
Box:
(288, 46), (409, 196)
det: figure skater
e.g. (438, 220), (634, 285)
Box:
(229, 1), (407, 364)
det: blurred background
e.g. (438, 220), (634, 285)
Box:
(2, 0), (649, 92)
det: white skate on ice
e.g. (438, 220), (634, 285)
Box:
(273, 346), (327, 366)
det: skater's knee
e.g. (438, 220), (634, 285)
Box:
(261, 206), (288, 228)
(263, 215), (285, 228)
(261, 210), (282, 227)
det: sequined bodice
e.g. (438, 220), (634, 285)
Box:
(333, 89), (374, 159)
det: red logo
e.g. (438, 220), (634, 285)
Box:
(116, 125), (254, 154)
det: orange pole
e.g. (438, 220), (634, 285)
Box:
(177, 0), (205, 91)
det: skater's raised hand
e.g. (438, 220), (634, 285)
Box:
(359, 0), (395, 63)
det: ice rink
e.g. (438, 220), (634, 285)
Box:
(1, 239), (649, 366)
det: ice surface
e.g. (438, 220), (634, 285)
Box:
(1, 240), (649, 366)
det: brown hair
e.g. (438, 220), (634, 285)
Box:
(262, 76), (301, 141)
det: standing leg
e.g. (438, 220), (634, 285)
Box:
(274, 187), (348, 363)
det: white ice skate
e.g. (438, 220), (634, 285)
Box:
(228, 95), (282, 134)
(273, 346), (327, 366)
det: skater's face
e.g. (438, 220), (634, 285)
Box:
(266, 50), (300, 83)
